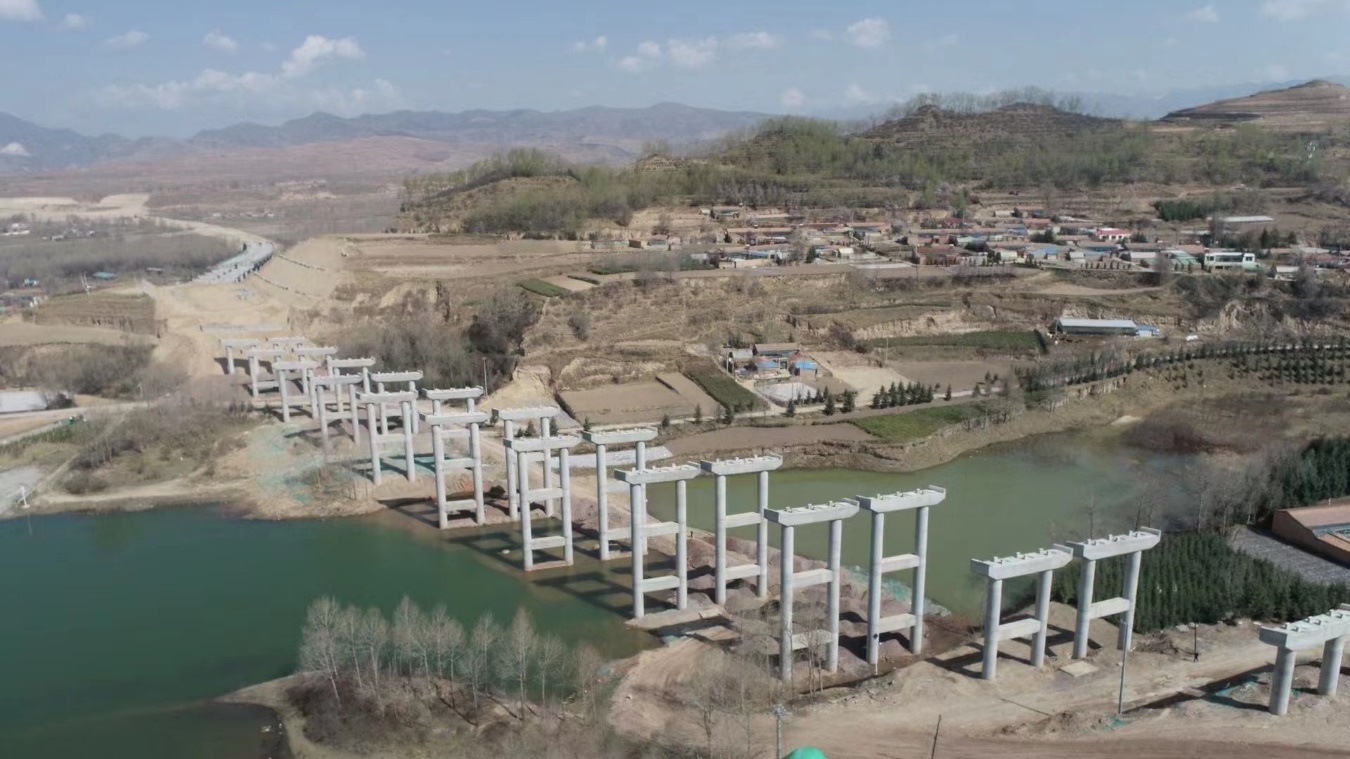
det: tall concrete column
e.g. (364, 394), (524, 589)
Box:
(278, 369), (291, 422)
(714, 473), (727, 604)
(504, 420), (518, 520)
(377, 382), (389, 436)
(348, 384), (361, 446)
(1320, 636), (1345, 696)
(1118, 550), (1143, 652)
(757, 470), (770, 598)
(367, 403), (381, 486)
(432, 431), (448, 529)
(1270, 646), (1296, 716)
(826, 517), (843, 673)
(408, 381), (419, 434)
(318, 387), (330, 449)
(629, 480), (646, 619)
(676, 479), (688, 610)
(1073, 558), (1097, 659)
(560, 448), (573, 565)
(225, 346), (236, 375)
(913, 504), (930, 654)
(595, 443), (610, 560)
(867, 510), (885, 666)
(469, 422), (484, 524)
(982, 577), (1004, 681)
(1032, 569), (1053, 667)
(635, 440), (647, 469)
(520, 450), (534, 571)
(779, 524), (796, 682)
(401, 400), (415, 483)
(541, 417), (555, 518)
(249, 355), (259, 398)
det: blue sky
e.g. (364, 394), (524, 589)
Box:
(2, 0), (1349, 136)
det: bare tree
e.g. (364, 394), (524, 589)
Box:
(497, 608), (538, 718)
(570, 644), (606, 723)
(298, 597), (345, 711)
(467, 613), (500, 712)
(358, 607), (390, 703)
(536, 633), (566, 706)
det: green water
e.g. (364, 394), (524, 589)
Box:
(0, 508), (649, 759)
(0, 431), (1188, 758)
(647, 432), (1190, 617)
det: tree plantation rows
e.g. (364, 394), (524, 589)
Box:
(296, 598), (608, 740)
(1017, 338), (1350, 393)
(1051, 532), (1350, 634)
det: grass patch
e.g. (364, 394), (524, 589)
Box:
(850, 404), (989, 443)
(568, 274), (602, 285)
(518, 278), (570, 298)
(861, 330), (1042, 353)
(682, 361), (763, 412)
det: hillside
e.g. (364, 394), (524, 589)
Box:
(864, 103), (1123, 151)
(1161, 80), (1350, 131)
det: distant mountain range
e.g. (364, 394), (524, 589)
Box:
(0, 103), (770, 174)
(5, 79), (1350, 176)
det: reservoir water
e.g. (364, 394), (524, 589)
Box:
(0, 430), (1189, 758)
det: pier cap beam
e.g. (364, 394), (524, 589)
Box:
(1065, 528), (1162, 560)
(295, 346), (339, 357)
(856, 486), (947, 513)
(765, 500), (859, 526)
(221, 338), (261, 348)
(496, 407), (562, 422)
(615, 465), (701, 485)
(971, 548), (1073, 581)
(425, 412), (491, 427)
(1260, 608), (1350, 650)
(270, 337), (308, 347)
(358, 391), (418, 405)
(245, 348), (285, 358)
(370, 371), (424, 384)
(503, 435), (581, 453)
(424, 387), (485, 401)
(312, 375), (363, 387)
(329, 357), (377, 369)
(699, 455), (784, 476)
(273, 360), (319, 372)
(583, 428), (659, 446)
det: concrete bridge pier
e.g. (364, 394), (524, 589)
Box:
(1260, 605), (1350, 715)
(1065, 529), (1162, 660)
(856, 487), (946, 666)
(700, 456), (783, 604)
(971, 547), (1074, 680)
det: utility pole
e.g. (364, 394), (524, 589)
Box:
(930, 715), (942, 759)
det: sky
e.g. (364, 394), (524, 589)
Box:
(1, 0), (1349, 136)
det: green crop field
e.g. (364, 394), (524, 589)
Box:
(861, 330), (1042, 353)
(518, 279), (569, 298)
(850, 404), (989, 443)
(683, 362), (762, 412)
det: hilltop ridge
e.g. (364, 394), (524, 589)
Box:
(1161, 80), (1350, 131)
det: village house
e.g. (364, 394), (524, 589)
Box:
(1091, 227), (1131, 243)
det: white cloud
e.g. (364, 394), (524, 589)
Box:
(843, 83), (878, 105)
(98, 34), (394, 114)
(203, 31), (238, 53)
(0, 0), (42, 22)
(666, 37), (718, 69)
(571, 35), (607, 53)
(1263, 63), (1291, 80)
(61, 12), (88, 29)
(780, 88), (805, 108)
(618, 40), (662, 72)
(103, 30), (148, 51)
(1, 142), (30, 157)
(726, 31), (780, 50)
(845, 17), (890, 48)
(1186, 4), (1220, 22)
(1260, 0), (1350, 20)
(281, 35), (363, 78)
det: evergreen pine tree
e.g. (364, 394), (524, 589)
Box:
(944, 384), (952, 401)
(823, 393), (836, 416)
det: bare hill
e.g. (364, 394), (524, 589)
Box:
(1160, 80), (1350, 131)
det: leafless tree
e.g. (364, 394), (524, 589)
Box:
(535, 633), (566, 706)
(570, 644), (606, 723)
(498, 608), (538, 718)
(358, 607), (390, 703)
(467, 613), (500, 711)
(298, 597), (345, 711)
